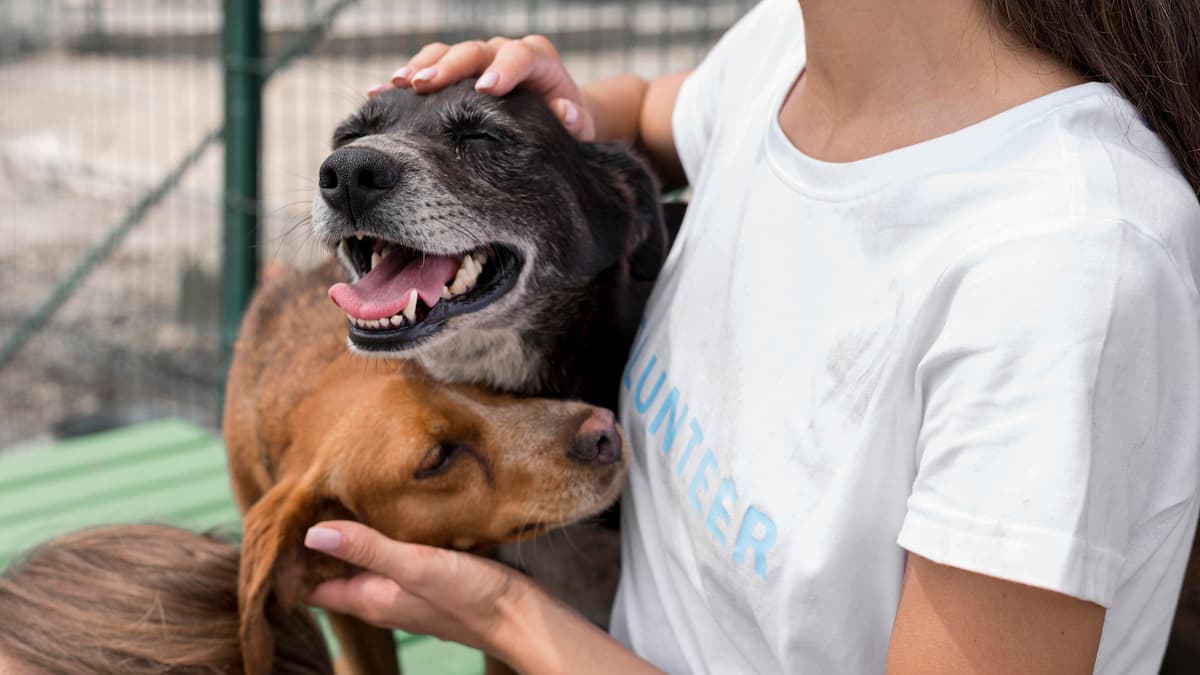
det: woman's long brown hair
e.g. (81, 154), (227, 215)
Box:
(0, 524), (333, 675)
(988, 0), (1200, 197)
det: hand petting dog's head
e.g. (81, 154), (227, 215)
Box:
(311, 81), (666, 392)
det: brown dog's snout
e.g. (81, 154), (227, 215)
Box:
(318, 146), (399, 221)
(568, 408), (622, 465)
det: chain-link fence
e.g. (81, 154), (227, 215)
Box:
(0, 0), (756, 451)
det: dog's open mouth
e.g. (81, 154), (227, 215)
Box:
(328, 233), (522, 349)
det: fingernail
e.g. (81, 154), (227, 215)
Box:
(305, 527), (342, 552)
(562, 100), (579, 126)
(475, 70), (499, 90)
(412, 67), (437, 83)
(391, 66), (413, 82)
(366, 83), (389, 96)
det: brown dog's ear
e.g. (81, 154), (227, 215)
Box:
(577, 142), (670, 282)
(238, 479), (323, 675)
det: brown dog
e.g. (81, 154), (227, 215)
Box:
(223, 261), (627, 675)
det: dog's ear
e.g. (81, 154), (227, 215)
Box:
(238, 479), (347, 675)
(575, 142), (669, 281)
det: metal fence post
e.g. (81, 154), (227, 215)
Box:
(220, 0), (262, 407)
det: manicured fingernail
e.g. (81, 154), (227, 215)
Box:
(412, 67), (437, 83)
(305, 527), (342, 552)
(391, 66), (413, 82)
(475, 70), (499, 90)
(367, 83), (389, 96)
(562, 101), (579, 126)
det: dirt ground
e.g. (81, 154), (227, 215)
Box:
(0, 2), (736, 450)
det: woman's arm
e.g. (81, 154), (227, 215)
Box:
(887, 554), (1105, 674)
(304, 521), (664, 674)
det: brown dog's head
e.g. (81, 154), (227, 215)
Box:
(311, 81), (666, 389)
(238, 358), (626, 675)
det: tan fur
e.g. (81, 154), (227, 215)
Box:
(223, 261), (627, 675)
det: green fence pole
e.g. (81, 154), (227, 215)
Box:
(220, 0), (262, 405)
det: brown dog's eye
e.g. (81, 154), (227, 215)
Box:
(414, 442), (463, 479)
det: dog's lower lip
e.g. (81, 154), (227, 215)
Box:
(344, 243), (523, 351)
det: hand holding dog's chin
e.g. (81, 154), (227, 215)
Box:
(304, 521), (663, 674)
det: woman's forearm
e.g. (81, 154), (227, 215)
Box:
(490, 581), (664, 674)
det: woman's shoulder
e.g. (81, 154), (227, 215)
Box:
(1044, 84), (1200, 278)
(952, 82), (1200, 277)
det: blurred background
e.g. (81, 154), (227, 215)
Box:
(0, 0), (756, 452)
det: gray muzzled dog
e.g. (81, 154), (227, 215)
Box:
(312, 81), (668, 410)
(307, 81), (670, 668)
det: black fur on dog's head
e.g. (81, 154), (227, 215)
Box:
(313, 81), (666, 394)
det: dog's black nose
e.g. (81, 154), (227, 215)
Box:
(318, 147), (399, 221)
(569, 409), (622, 465)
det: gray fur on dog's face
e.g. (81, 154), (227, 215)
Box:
(312, 81), (664, 393)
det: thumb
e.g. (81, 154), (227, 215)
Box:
(304, 520), (421, 581)
(551, 97), (596, 142)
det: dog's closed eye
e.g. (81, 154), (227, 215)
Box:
(414, 441), (464, 479)
(454, 131), (500, 150)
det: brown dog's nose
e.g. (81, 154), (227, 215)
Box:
(568, 409), (622, 465)
(318, 146), (399, 221)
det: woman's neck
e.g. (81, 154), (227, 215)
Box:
(781, 0), (1085, 162)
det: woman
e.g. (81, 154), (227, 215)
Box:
(303, 1), (1200, 672)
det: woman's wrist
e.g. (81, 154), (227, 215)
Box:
(582, 74), (650, 144)
(487, 575), (565, 672)
(582, 71), (687, 188)
(485, 574), (664, 675)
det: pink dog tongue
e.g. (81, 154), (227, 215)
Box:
(329, 253), (462, 321)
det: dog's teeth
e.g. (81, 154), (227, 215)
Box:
(449, 278), (468, 295)
(471, 250), (487, 266)
(380, 246), (394, 260)
(441, 285), (452, 299)
(403, 290), (418, 322)
(455, 259), (481, 290)
(463, 265), (481, 288)
(371, 252), (382, 270)
(354, 231), (365, 241)
(389, 314), (404, 327)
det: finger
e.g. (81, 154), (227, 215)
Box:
(306, 572), (410, 628)
(474, 39), (538, 95)
(551, 97), (596, 141)
(520, 34), (561, 61)
(410, 40), (497, 93)
(366, 82), (394, 97)
(392, 42), (451, 87)
(305, 521), (436, 582)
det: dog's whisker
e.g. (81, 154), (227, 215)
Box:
(268, 200), (314, 217)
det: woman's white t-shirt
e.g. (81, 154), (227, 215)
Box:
(610, 1), (1200, 673)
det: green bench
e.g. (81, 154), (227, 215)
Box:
(0, 418), (483, 675)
